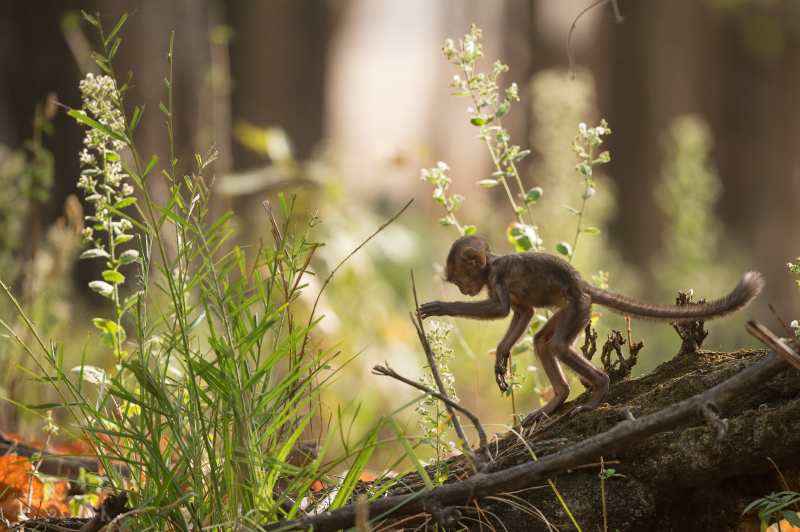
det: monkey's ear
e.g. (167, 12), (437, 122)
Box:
(461, 247), (487, 268)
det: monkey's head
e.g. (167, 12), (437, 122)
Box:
(445, 235), (492, 297)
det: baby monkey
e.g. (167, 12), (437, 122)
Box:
(419, 235), (764, 427)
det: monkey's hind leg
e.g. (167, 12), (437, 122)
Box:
(554, 296), (610, 418)
(521, 309), (571, 427)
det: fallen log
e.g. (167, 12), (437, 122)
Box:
(263, 341), (795, 532)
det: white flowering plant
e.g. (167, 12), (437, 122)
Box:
(556, 120), (611, 262)
(419, 161), (474, 235)
(438, 24), (542, 251)
(417, 320), (458, 483)
(74, 71), (139, 356)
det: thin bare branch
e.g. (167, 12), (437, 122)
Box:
(300, 199), (413, 355)
(768, 303), (800, 353)
(747, 319), (800, 372)
(409, 269), (482, 470)
(567, 0), (623, 80)
(372, 364), (490, 464)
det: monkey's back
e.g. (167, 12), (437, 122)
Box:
(492, 252), (585, 309)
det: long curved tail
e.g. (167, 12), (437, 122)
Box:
(585, 271), (765, 323)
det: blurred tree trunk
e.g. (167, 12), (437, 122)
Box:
(228, 0), (332, 169)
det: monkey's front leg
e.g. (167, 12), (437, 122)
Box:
(419, 297), (510, 320)
(493, 308), (534, 392)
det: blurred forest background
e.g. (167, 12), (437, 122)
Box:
(1, 0), (799, 465)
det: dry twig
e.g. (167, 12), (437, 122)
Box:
(409, 270), (485, 472)
(372, 364), (490, 465)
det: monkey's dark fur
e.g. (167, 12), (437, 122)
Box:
(419, 235), (765, 426)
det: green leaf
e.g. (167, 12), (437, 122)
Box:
(594, 151), (611, 164)
(511, 149), (531, 161)
(68, 110), (127, 143)
(186, 312), (207, 334)
(556, 242), (572, 257)
(495, 103), (510, 118)
(143, 155), (158, 179)
(93, 319), (119, 333)
(785, 511), (800, 528)
(104, 13), (129, 46)
(464, 225), (476, 235)
(119, 250), (140, 264)
(83, 12), (102, 29)
(582, 227), (600, 234)
(114, 235), (133, 245)
(89, 281), (114, 297)
(491, 171), (513, 178)
(512, 342), (530, 355)
(105, 152), (120, 161)
(525, 187), (543, 203)
(389, 419), (433, 489)
(159, 102), (170, 117)
(450, 92), (471, 97)
(563, 205), (581, 215)
(477, 179), (499, 187)
(506, 223), (536, 252)
(583, 187), (596, 200)
(80, 248), (110, 259)
(438, 217), (454, 227)
(743, 497), (766, 515)
(108, 38), (121, 60)
(437, 461), (449, 484)
(114, 197), (137, 209)
(129, 106), (143, 135)
(470, 117), (486, 126)
(97, 60), (113, 75)
(102, 270), (125, 284)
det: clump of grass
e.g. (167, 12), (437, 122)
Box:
(0, 12), (411, 530)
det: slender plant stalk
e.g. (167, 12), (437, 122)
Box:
(601, 456), (608, 532)
(569, 145), (592, 264)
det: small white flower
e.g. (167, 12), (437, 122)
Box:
(467, 107), (475, 114)
(79, 149), (95, 165)
(453, 75), (461, 82)
(465, 41), (475, 54)
(437, 161), (449, 171)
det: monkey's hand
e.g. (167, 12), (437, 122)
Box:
(419, 301), (450, 319)
(494, 357), (509, 393)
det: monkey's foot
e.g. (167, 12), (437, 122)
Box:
(495, 370), (508, 392)
(569, 403), (601, 418)
(521, 408), (549, 427)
